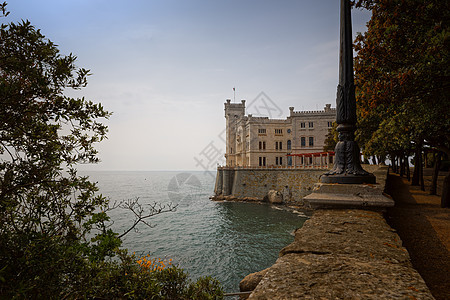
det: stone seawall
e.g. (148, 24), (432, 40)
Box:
(214, 165), (384, 204)
(214, 168), (327, 203)
(241, 209), (434, 299)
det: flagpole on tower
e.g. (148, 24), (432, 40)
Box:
(233, 87), (235, 102)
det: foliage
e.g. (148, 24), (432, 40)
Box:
(187, 276), (224, 300)
(353, 0), (450, 159)
(0, 2), (114, 296)
(323, 122), (338, 152)
(0, 2), (224, 298)
(87, 252), (224, 299)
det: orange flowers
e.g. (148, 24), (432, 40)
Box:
(136, 254), (173, 272)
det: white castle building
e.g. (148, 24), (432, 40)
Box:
(224, 99), (336, 168)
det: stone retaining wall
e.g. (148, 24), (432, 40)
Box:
(214, 165), (386, 204)
(214, 168), (329, 203)
(231, 168), (326, 202)
(241, 209), (434, 299)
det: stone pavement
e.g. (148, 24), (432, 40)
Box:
(386, 172), (450, 300)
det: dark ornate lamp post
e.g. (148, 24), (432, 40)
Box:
(321, 0), (375, 184)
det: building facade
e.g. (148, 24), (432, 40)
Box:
(224, 99), (336, 168)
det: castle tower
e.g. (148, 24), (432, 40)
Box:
(224, 99), (246, 167)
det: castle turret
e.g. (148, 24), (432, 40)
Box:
(224, 99), (246, 167)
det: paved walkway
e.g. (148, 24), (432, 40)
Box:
(385, 171), (450, 300)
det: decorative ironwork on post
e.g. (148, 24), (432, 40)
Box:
(321, 0), (375, 184)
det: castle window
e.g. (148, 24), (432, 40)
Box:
(309, 137), (314, 147)
(275, 129), (283, 135)
(259, 157), (267, 166)
(287, 140), (291, 150)
(259, 141), (266, 150)
(300, 122), (306, 128)
(258, 128), (266, 134)
(275, 157), (283, 166)
(327, 121), (333, 128)
(301, 137), (306, 147)
(309, 122), (314, 128)
(275, 141), (283, 150)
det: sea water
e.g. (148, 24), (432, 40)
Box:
(82, 171), (307, 293)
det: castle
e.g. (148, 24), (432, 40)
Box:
(224, 99), (336, 168)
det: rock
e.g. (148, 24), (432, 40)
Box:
(210, 195), (225, 201)
(244, 197), (262, 202)
(251, 197), (262, 202)
(240, 268), (269, 294)
(282, 186), (292, 202)
(267, 190), (283, 204)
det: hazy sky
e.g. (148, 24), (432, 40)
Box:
(7, 0), (371, 171)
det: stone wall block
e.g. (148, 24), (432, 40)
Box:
(246, 209), (434, 299)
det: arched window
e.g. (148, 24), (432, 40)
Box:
(287, 140), (291, 150)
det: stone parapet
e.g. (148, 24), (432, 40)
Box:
(242, 209), (434, 299)
(303, 166), (394, 209)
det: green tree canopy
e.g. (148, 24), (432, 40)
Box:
(0, 2), (116, 296)
(353, 0), (450, 204)
(354, 0), (450, 158)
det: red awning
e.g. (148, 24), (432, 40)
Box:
(286, 151), (335, 157)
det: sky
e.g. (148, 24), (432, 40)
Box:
(6, 0), (372, 171)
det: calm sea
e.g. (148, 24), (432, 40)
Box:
(81, 171), (308, 293)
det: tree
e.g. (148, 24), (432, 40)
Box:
(323, 121), (338, 152)
(353, 0), (450, 204)
(0, 1), (118, 295)
(0, 3), (223, 297)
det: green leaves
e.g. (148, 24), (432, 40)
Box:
(354, 0), (450, 158)
(0, 3), (114, 297)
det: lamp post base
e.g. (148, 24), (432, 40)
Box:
(320, 173), (376, 184)
(303, 181), (394, 209)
